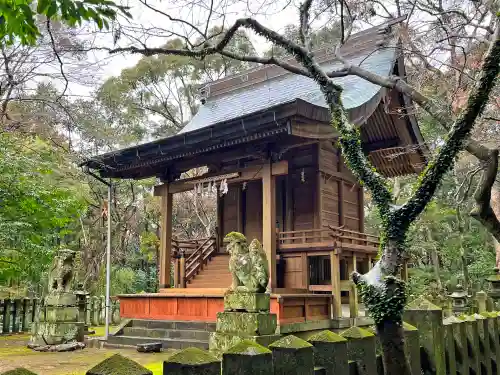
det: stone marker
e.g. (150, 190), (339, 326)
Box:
(164, 347), (220, 375)
(307, 330), (348, 375)
(137, 342), (162, 353)
(402, 322), (421, 375)
(269, 335), (314, 375)
(222, 340), (273, 375)
(86, 353), (152, 375)
(1, 368), (38, 375)
(404, 296), (445, 375)
(341, 326), (377, 375)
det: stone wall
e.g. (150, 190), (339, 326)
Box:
(0, 296), (120, 334)
(5, 297), (500, 375)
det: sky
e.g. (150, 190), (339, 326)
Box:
(69, 0), (304, 97)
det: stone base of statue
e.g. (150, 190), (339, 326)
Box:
(28, 292), (85, 352)
(209, 291), (279, 354)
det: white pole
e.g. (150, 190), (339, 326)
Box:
(104, 184), (112, 340)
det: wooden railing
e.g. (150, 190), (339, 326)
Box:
(172, 237), (213, 257)
(172, 236), (217, 287)
(278, 226), (379, 252)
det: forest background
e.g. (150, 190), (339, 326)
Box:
(0, 0), (498, 304)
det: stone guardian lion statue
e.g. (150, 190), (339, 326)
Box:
(224, 232), (269, 293)
(48, 249), (76, 293)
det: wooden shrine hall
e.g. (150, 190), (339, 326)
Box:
(83, 17), (426, 332)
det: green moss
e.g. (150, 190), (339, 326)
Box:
(442, 316), (462, 325)
(1, 368), (38, 375)
(307, 330), (346, 343)
(269, 334), (312, 349)
(340, 326), (374, 339)
(481, 311), (499, 318)
(166, 347), (219, 365)
(402, 322), (418, 331)
(226, 339), (271, 355)
(224, 232), (247, 243)
(472, 313), (486, 320)
(457, 314), (475, 321)
(86, 353), (152, 375)
(406, 296), (441, 311)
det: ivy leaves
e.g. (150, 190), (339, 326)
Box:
(0, 0), (132, 45)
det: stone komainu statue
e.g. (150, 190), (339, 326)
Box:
(225, 232), (269, 293)
(48, 249), (76, 293)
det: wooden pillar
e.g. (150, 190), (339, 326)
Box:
(330, 251), (342, 318)
(263, 161), (277, 290)
(367, 255), (373, 270)
(347, 255), (359, 318)
(173, 256), (180, 288)
(158, 184), (173, 289)
(401, 259), (408, 282)
(216, 193), (223, 250)
(285, 174), (293, 231)
(179, 253), (186, 288)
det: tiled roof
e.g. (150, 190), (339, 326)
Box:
(180, 46), (397, 134)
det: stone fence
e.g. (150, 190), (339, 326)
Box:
(0, 296), (120, 334)
(5, 295), (500, 375)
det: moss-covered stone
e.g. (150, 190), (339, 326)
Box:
(30, 321), (84, 346)
(307, 330), (348, 375)
(164, 347), (220, 375)
(269, 335), (312, 349)
(222, 340), (272, 375)
(269, 335), (313, 375)
(43, 306), (79, 323)
(404, 298), (445, 375)
(1, 368), (38, 375)
(341, 326), (376, 375)
(307, 330), (346, 343)
(216, 311), (276, 336)
(224, 292), (270, 313)
(340, 326), (374, 339)
(405, 296), (441, 311)
(402, 322), (418, 331)
(86, 353), (152, 375)
(209, 332), (280, 353)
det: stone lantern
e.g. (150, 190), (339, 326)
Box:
(449, 284), (469, 315)
(486, 268), (500, 309)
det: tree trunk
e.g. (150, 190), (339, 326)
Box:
(491, 185), (500, 268)
(426, 227), (442, 290)
(355, 238), (411, 375)
(377, 321), (412, 375)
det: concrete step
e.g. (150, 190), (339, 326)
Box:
(106, 335), (209, 350)
(123, 327), (210, 341)
(129, 319), (215, 331)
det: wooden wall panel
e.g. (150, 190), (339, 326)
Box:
(318, 141), (364, 232)
(292, 169), (316, 230)
(283, 255), (305, 289)
(244, 180), (262, 242)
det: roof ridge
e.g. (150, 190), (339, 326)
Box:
(198, 15), (407, 99)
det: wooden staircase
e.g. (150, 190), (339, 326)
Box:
(186, 253), (231, 288)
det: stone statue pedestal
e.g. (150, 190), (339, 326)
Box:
(209, 292), (279, 354)
(29, 292), (85, 351)
(28, 249), (85, 352)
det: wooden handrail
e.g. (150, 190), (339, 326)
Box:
(278, 226), (380, 249)
(183, 237), (217, 283)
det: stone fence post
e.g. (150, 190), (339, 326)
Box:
(404, 296), (446, 375)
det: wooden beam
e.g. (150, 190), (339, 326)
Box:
(158, 184), (173, 289)
(156, 160), (289, 194)
(301, 253), (309, 290)
(330, 251), (342, 318)
(263, 160), (277, 290)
